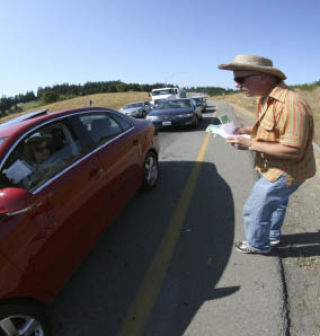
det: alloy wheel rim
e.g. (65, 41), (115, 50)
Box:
(0, 315), (44, 336)
(145, 156), (158, 185)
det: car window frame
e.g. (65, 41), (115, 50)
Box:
(0, 110), (135, 194)
(67, 110), (135, 156)
(0, 117), (84, 193)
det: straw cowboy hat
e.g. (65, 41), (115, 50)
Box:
(218, 54), (286, 80)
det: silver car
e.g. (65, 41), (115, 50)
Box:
(191, 96), (207, 113)
(119, 101), (153, 118)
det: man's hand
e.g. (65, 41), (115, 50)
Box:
(226, 136), (251, 150)
(233, 127), (251, 135)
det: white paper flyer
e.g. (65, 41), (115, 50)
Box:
(206, 114), (250, 139)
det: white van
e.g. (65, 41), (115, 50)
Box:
(150, 87), (186, 105)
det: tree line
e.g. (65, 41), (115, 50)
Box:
(186, 86), (235, 96)
(1, 80), (233, 116)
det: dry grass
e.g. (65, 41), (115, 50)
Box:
(214, 92), (257, 118)
(295, 87), (320, 145)
(0, 91), (150, 123)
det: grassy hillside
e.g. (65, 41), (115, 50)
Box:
(212, 87), (320, 146)
(0, 91), (150, 123)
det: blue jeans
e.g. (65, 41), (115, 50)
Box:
(243, 174), (300, 253)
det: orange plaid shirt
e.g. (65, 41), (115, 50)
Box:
(251, 82), (316, 185)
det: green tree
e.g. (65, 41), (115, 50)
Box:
(116, 82), (128, 92)
(0, 96), (14, 115)
(41, 91), (59, 104)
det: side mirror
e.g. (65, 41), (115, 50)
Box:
(0, 187), (36, 214)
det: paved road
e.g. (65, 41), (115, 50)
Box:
(49, 102), (286, 336)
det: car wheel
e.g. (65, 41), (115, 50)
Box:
(0, 301), (50, 336)
(192, 115), (198, 129)
(142, 151), (159, 190)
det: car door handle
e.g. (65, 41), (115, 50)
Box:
(89, 167), (104, 177)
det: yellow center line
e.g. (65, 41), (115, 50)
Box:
(116, 111), (215, 336)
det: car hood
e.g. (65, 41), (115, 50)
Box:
(121, 107), (142, 114)
(152, 94), (174, 101)
(149, 107), (194, 116)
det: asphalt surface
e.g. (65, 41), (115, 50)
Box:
(49, 102), (299, 336)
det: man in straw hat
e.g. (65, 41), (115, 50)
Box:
(218, 54), (316, 254)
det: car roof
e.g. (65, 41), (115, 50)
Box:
(152, 87), (173, 91)
(0, 109), (48, 131)
(125, 101), (145, 105)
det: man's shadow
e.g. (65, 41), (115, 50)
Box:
(277, 232), (320, 258)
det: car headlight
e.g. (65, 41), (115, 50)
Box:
(146, 115), (159, 120)
(177, 113), (194, 118)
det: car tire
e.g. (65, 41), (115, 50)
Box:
(0, 300), (50, 336)
(192, 115), (198, 129)
(141, 151), (159, 190)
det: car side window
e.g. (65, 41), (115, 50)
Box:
(78, 113), (124, 145)
(111, 113), (132, 131)
(1, 121), (82, 191)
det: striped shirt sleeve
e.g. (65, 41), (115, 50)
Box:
(277, 92), (312, 148)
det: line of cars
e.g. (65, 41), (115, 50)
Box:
(119, 96), (207, 130)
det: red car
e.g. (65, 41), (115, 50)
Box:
(0, 107), (159, 335)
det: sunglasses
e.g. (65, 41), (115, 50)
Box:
(234, 74), (260, 85)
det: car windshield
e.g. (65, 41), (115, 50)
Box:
(195, 97), (206, 102)
(157, 100), (192, 109)
(124, 102), (143, 109)
(152, 89), (175, 96)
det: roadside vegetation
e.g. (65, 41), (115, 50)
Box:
(0, 91), (150, 123)
(0, 80), (231, 118)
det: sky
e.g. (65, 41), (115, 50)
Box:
(1, 0), (320, 97)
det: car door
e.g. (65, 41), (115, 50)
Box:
(0, 117), (107, 297)
(73, 111), (142, 236)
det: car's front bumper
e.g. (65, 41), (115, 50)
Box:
(147, 114), (196, 129)
(123, 110), (145, 118)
